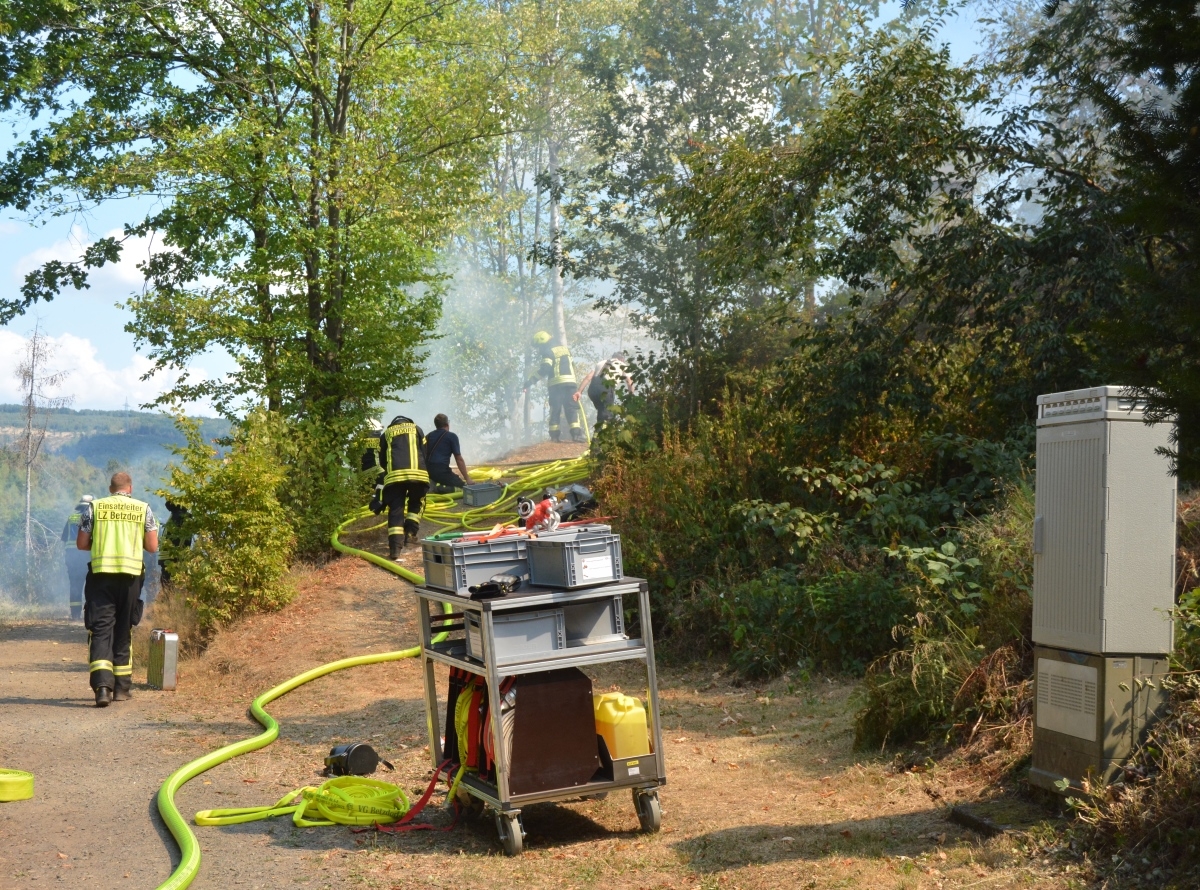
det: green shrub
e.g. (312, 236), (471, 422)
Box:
(854, 482), (1034, 750)
(160, 410), (296, 630)
(280, 414), (376, 559)
(705, 565), (912, 677)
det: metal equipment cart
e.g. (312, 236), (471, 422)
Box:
(413, 578), (667, 854)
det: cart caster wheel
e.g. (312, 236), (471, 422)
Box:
(633, 788), (662, 833)
(495, 811), (525, 856)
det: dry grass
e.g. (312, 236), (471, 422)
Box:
(132, 582), (204, 669)
(1178, 487), (1200, 598)
(1067, 682), (1200, 889)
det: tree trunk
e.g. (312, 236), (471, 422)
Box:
(23, 338), (35, 554)
(547, 137), (568, 347)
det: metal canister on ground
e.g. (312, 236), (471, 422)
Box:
(147, 629), (179, 690)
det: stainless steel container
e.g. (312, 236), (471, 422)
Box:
(147, 629), (179, 690)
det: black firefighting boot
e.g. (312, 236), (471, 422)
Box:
(570, 428), (585, 443)
(549, 430), (561, 442)
(403, 521), (420, 550)
(388, 534), (403, 560)
(95, 687), (112, 708)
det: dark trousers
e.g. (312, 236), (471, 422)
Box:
(85, 571), (141, 693)
(589, 387), (616, 425)
(429, 464), (464, 491)
(65, 551), (89, 620)
(548, 383), (581, 440)
(384, 481), (430, 537)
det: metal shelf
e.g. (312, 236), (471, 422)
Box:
(427, 636), (648, 675)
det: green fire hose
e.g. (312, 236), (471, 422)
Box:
(153, 451), (591, 890)
(0, 768), (34, 802)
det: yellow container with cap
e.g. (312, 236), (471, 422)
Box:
(593, 692), (650, 759)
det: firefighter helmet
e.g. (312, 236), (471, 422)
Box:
(532, 330), (551, 345)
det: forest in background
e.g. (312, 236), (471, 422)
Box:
(0, 404), (228, 609)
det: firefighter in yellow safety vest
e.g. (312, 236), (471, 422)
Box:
(77, 472), (159, 708)
(371, 415), (430, 559)
(525, 331), (584, 442)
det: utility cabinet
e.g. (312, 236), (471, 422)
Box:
(1030, 646), (1170, 791)
(1032, 386), (1177, 654)
(1030, 386), (1178, 793)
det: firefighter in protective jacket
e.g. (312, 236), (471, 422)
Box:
(525, 331), (584, 442)
(372, 415), (430, 558)
(77, 472), (158, 707)
(62, 494), (94, 620)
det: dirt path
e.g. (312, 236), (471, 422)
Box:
(0, 558), (425, 890)
(0, 619), (180, 888)
(1, 514), (1082, 890)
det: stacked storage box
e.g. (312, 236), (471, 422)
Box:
(421, 524), (627, 666)
(421, 524), (617, 597)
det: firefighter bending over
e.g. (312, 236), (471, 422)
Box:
(372, 415), (430, 559)
(525, 330), (584, 443)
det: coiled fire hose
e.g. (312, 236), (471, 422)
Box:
(0, 768), (34, 802)
(194, 775), (411, 828)
(153, 450), (593, 890)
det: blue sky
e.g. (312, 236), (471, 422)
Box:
(0, 3), (985, 412)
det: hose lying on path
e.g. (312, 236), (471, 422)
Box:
(0, 768), (34, 802)
(153, 451), (591, 890)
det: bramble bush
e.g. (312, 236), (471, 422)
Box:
(853, 482), (1035, 751)
(701, 566), (911, 677)
(160, 410), (296, 631)
(594, 377), (1030, 682)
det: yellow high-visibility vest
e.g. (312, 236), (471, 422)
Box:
(91, 494), (148, 575)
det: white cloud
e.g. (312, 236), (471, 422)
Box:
(0, 330), (207, 411)
(0, 221), (19, 236)
(12, 225), (166, 294)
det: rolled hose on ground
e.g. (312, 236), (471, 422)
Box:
(0, 768), (34, 802)
(153, 452), (592, 890)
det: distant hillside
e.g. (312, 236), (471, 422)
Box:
(0, 405), (229, 467)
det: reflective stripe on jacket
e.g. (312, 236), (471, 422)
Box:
(539, 345), (576, 386)
(91, 494), (148, 575)
(380, 419), (429, 485)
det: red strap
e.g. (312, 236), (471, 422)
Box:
(353, 761), (460, 835)
(465, 686), (484, 769)
(483, 677), (516, 772)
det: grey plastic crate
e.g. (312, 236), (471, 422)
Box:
(462, 481), (504, 506)
(527, 529), (623, 588)
(421, 536), (528, 595)
(465, 608), (566, 664)
(564, 595), (625, 645)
